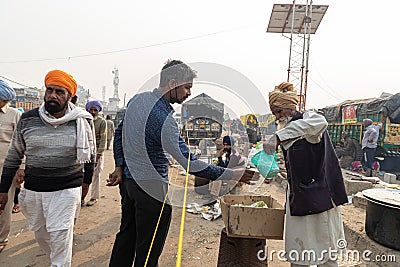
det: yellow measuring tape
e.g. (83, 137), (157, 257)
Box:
(175, 152), (191, 267)
(144, 163), (178, 267)
(144, 139), (192, 267)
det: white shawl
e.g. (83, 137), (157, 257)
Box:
(39, 102), (96, 163)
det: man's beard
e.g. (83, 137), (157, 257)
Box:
(223, 148), (232, 154)
(276, 116), (293, 130)
(44, 100), (68, 114)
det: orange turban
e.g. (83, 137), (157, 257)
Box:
(45, 70), (77, 96)
(269, 82), (299, 110)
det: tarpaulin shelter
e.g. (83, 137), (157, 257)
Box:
(181, 93), (224, 124)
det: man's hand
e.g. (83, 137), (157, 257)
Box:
(0, 193), (8, 215)
(107, 167), (123, 186)
(217, 148), (225, 158)
(15, 169), (25, 184)
(263, 134), (280, 154)
(240, 169), (255, 184)
(232, 169), (255, 184)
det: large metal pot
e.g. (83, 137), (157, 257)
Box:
(363, 188), (400, 251)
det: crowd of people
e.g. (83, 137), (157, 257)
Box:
(0, 60), (382, 267)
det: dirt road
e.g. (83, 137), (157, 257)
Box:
(0, 149), (289, 266)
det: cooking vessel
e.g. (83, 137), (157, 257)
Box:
(363, 188), (400, 251)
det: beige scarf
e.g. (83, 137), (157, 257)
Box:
(38, 102), (96, 163)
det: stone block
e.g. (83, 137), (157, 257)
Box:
(383, 173), (397, 184)
(352, 192), (368, 209)
(344, 179), (373, 195)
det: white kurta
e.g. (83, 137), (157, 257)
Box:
(276, 111), (345, 265)
(285, 187), (345, 265)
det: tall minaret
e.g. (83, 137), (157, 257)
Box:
(102, 86), (106, 103)
(108, 67), (120, 111)
(112, 67), (120, 102)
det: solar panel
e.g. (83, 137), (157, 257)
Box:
(267, 4), (329, 34)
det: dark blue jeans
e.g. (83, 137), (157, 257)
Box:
(361, 147), (376, 176)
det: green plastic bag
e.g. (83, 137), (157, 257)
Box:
(250, 151), (280, 179)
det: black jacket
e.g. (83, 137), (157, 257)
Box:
(283, 112), (348, 216)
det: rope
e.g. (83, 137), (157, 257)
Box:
(0, 75), (31, 88)
(0, 26), (254, 64)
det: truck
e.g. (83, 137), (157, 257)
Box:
(181, 93), (224, 144)
(320, 92), (400, 173)
(257, 114), (277, 136)
(239, 114), (261, 144)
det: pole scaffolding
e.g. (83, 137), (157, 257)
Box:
(267, 1), (328, 111)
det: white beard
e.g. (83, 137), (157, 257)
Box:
(276, 116), (293, 130)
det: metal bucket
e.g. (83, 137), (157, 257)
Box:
(363, 189), (400, 251)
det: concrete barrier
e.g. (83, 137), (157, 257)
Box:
(383, 173), (397, 184)
(344, 179), (373, 196)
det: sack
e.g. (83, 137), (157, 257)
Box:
(251, 151), (280, 179)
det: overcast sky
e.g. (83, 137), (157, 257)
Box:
(1, 0), (399, 117)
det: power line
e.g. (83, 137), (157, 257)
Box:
(1, 75), (117, 102)
(0, 75), (32, 88)
(0, 27), (249, 64)
(310, 59), (346, 99)
(309, 77), (343, 101)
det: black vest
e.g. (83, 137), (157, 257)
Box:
(283, 112), (348, 216)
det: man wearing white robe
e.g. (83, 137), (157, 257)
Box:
(263, 82), (348, 267)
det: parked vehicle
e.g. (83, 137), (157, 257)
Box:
(181, 93), (224, 144)
(240, 114), (262, 144)
(320, 92), (400, 173)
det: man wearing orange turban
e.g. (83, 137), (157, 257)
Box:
(0, 70), (95, 266)
(43, 70), (77, 116)
(264, 82), (348, 267)
(45, 69), (77, 97)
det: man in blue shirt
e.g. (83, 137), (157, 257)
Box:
(107, 60), (253, 267)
